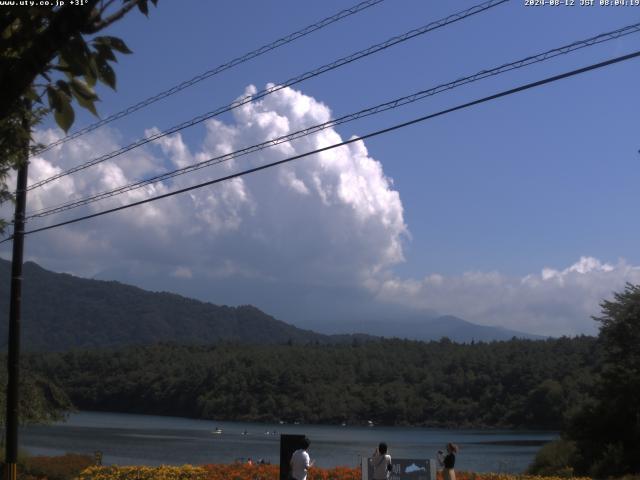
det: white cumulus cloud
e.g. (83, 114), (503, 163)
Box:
(4, 84), (407, 291)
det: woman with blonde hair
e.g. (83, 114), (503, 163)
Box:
(437, 443), (459, 480)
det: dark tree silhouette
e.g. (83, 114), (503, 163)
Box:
(567, 284), (640, 476)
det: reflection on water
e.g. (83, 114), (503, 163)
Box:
(20, 411), (556, 473)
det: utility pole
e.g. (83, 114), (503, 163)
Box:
(4, 101), (30, 480)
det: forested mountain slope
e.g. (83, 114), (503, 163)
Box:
(0, 259), (339, 350)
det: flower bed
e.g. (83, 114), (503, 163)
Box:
(202, 463), (278, 480)
(75, 465), (208, 480)
(71, 465), (596, 480)
(435, 473), (593, 480)
(73, 464), (360, 480)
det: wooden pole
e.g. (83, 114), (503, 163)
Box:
(4, 102), (30, 480)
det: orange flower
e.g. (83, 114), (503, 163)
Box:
(201, 463), (359, 480)
(73, 463), (596, 480)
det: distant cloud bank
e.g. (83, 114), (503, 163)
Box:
(374, 256), (640, 336)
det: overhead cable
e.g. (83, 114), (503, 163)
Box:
(31, 0), (387, 156)
(27, 0), (509, 191)
(25, 21), (640, 220)
(6, 49), (638, 243)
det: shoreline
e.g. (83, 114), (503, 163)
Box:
(59, 409), (560, 433)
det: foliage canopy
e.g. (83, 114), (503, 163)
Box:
(566, 283), (640, 476)
(0, 0), (157, 230)
(27, 336), (598, 429)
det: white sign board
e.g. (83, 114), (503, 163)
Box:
(361, 457), (436, 480)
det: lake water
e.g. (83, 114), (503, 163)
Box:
(20, 411), (556, 473)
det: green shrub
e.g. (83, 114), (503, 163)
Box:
(527, 439), (577, 477)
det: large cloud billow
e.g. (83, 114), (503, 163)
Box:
(8, 84), (407, 290)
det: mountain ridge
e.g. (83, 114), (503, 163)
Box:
(306, 313), (544, 343)
(0, 259), (341, 351)
(0, 258), (540, 350)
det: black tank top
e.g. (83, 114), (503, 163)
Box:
(444, 453), (455, 469)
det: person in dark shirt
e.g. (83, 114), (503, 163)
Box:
(437, 443), (458, 480)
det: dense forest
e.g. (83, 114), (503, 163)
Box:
(27, 336), (598, 429)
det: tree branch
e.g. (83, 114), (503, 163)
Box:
(85, 0), (143, 34)
(98, 0), (118, 17)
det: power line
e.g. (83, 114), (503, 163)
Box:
(25, 21), (640, 220)
(6, 49), (639, 243)
(31, 0), (386, 157)
(27, 0), (508, 192)
(28, 0), (506, 190)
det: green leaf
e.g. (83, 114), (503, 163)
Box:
(138, 0), (149, 16)
(2, 18), (20, 40)
(93, 43), (116, 62)
(92, 36), (109, 46)
(109, 37), (133, 54)
(83, 54), (98, 87)
(102, 36), (132, 54)
(73, 91), (99, 118)
(59, 36), (89, 77)
(53, 93), (75, 133)
(55, 80), (71, 97)
(46, 86), (63, 111)
(54, 59), (76, 80)
(57, 56), (85, 78)
(70, 78), (98, 101)
(97, 61), (116, 90)
(64, 79), (100, 118)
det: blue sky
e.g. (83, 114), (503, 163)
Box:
(95, 0), (640, 275)
(7, 0), (640, 336)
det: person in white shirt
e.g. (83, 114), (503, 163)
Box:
(371, 442), (392, 480)
(290, 437), (314, 480)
